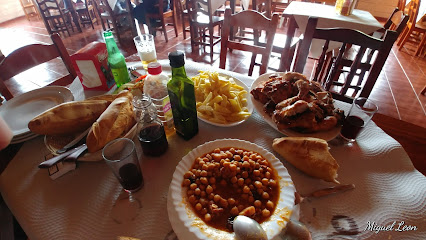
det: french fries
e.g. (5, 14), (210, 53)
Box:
(193, 71), (251, 124)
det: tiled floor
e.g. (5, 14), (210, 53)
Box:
(0, 16), (425, 129)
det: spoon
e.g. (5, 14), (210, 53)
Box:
(233, 215), (311, 240)
(233, 215), (267, 240)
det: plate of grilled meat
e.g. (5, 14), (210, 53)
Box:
(250, 72), (344, 141)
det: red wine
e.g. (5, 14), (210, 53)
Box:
(119, 163), (143, 191)
(139, 124), (168, 156)
(341, 115), (365, 140)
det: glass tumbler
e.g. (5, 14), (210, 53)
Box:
(133, 34), (157, 70)
(103, 138), (144, 192)
(340, 97), (378, 142)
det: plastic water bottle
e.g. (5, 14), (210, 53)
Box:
(144, 62), (176, 136)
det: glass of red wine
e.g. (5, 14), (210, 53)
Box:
(103, 138), (144, 222)
(340, 97), (378, 143)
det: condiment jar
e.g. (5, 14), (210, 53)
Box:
(143, 62), (176, 136)
(132, 95), (168, 156)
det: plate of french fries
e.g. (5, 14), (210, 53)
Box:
(193, 71), (253, 127)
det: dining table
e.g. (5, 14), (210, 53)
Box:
(0, 59), (425, 240)
(279, 1), (384, 71)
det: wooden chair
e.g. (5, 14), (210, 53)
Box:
(397, 0), (406, 13)
(0, 33), (77, 101)
(188, 0), (224, 62)
(19, 0), (40, 20)
(145, 0), (179, 42)
(92, 0), (136, 43)
(175, 0), (191, 39)
(34, 0), (74, 36)
(294, 17), (399, 103)
(75, 0), (98, 29)
(219, 8), (279, 75)
(315, 8), (409, 88)
(397, 0), (426, 56)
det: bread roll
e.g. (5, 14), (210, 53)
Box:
(272, 137), (339, 183)
(86, 96), (136, 153)
(85, 90), (133, 103)
(28, 100), (111, 136)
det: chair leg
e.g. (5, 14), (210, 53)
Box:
(209, 26), (214, 62)
(249, 54), (256, 76)
(421, 85), (426, 95)
(398, 27), (413, 49)
(415, 32), (426, 56)
(162, 18), (168, 42)
(173, 12), (178, 37)
(182, 16), (187, 39)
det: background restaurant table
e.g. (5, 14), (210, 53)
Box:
(283, 1), (383, 59)
(0, 60), (425, 240)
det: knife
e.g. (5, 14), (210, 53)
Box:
(39, 144), (87, 168)
(56, 127), (91, 154)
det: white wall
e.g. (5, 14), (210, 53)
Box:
(0, 0), (25, 23)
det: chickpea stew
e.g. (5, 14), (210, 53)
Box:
(182, 147), (280, 232)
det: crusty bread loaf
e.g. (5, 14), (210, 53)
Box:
(272, 137), (339, 183)
(28, 100), (111, 136)
(85, 90), (133, 103)
(86, 95), (136, 153)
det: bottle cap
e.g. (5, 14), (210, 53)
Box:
(168, 51), (185, 68)
(147, 62), (162, 75)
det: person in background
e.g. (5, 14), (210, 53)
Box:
(132, 0), (171, 36)
(114, 0), (136, 28)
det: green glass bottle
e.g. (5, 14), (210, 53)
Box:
(167, 51), (198, 140)
(103, 31), (130, 88)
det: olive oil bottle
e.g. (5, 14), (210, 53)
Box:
(167, 51), (198, 140)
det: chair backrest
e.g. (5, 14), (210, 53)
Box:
(253, 0), (272, 18)
(383, 7), (409, 34)
(34, 0), (64, 17)
(219, 8), (279, 75)
(189, 0), (214, 23)
(294, 17), (398, 103)
(397, 0), (406, 13)
(405, 0), (420, 26)
(0, 33), (76, 100)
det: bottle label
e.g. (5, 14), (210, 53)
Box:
(111, 67), (130, 87)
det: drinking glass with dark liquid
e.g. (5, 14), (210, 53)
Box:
(340, 97), (378, 142)
(102, 138), (144, 222)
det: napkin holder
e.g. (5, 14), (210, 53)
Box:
(70, 42), (115, 91)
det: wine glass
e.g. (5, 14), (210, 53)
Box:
(102, 138), (144, 223)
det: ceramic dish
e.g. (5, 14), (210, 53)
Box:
(195, 73), (254, 127)
(44, 123), (138, 161)
(169, 139), (295, 240)
(0, 86), (74, 137)
(250, 72), (341, 141)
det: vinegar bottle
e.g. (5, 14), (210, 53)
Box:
(143, 62), (176, 136)
(167, 51), (198, 140)
(103, 30), (130, 87)
(133, 95), (168, 156)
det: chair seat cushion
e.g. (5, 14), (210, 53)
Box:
(194, 14), (223, 25)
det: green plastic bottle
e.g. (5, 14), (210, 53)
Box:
(167, 51), (198, 140)
(103, 31), (130, 88)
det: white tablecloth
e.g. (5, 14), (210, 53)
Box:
(0, 60), (425, 240)
(284, 1), (383, 58)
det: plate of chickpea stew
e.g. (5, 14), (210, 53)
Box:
(169, 139), (295, 240)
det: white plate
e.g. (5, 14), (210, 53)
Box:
(250, 72), (341, 141)
(0, 86), (74, 137)
(169, 139), (295, 240)
(195, 73), (254, 127)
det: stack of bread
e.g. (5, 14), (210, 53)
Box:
(28, 90), (136, 153)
